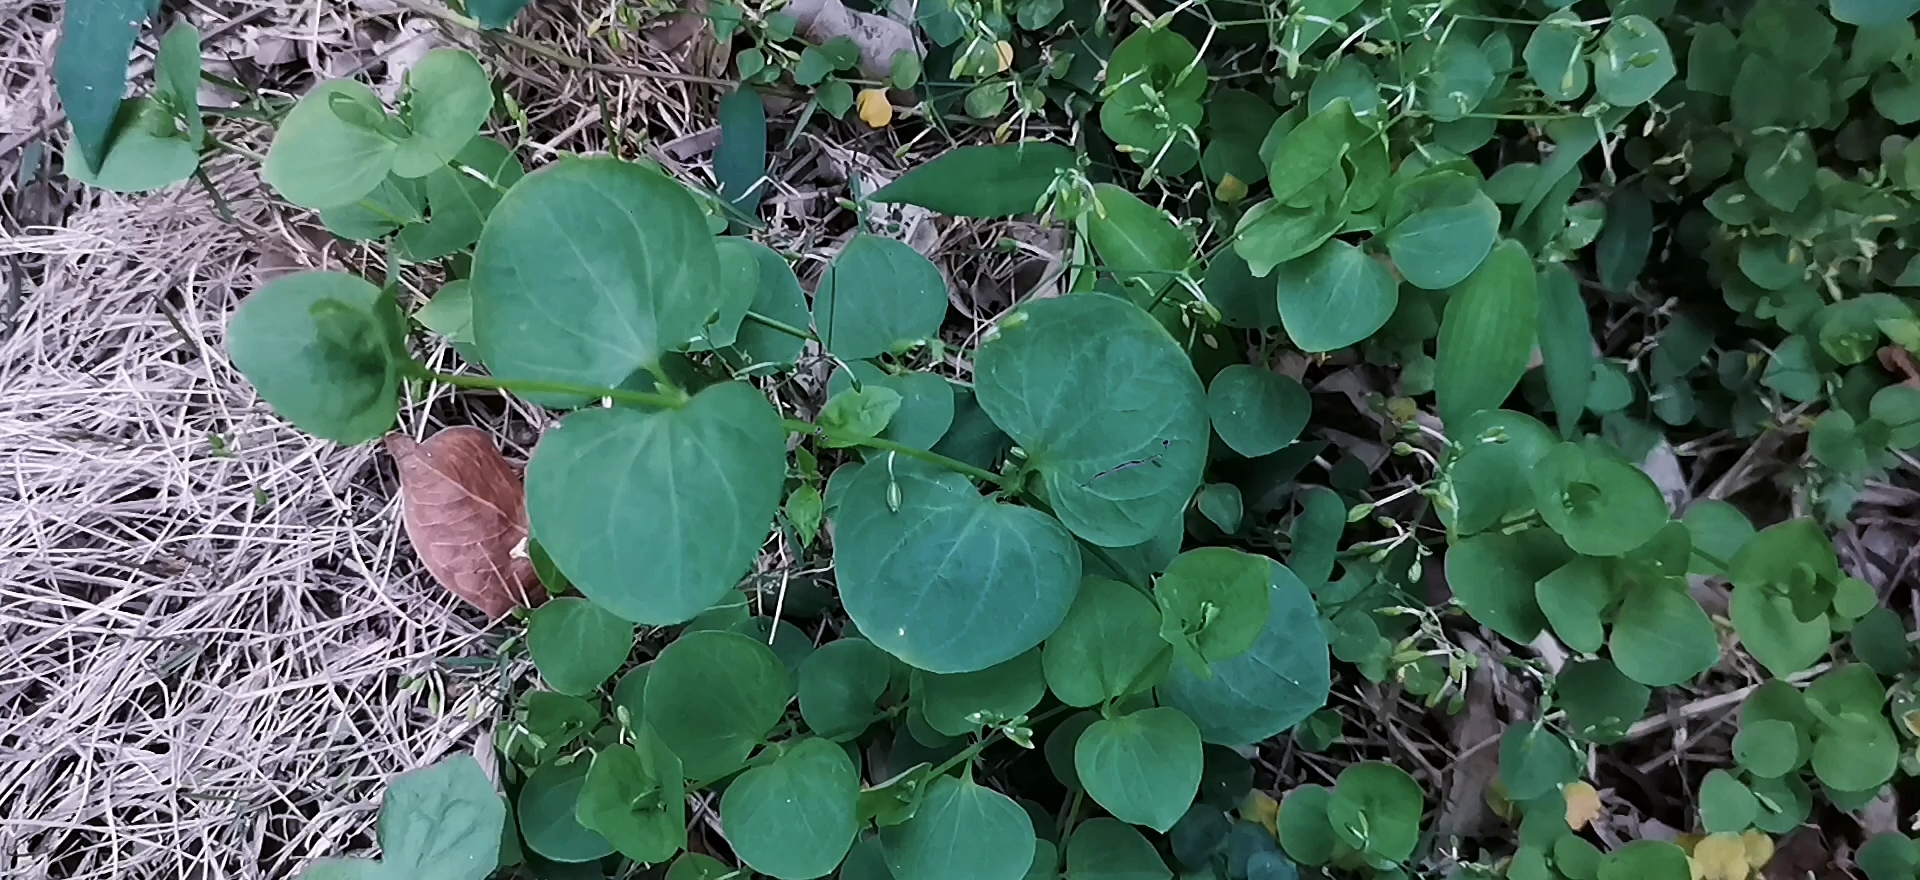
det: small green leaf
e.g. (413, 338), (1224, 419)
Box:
(469, 0), (535, 28)
(1277, 238), (1400, 350)
(1733, 719), (1803, 778)
(576, 731), (687, 864)
(1154, 548), (1274, 671)
(819, 386), (904, 446)
(1744, 131), (1816, 211)
(396, 137), (526, 261)
(528, 597), (635, 695)
(1731, 583), (1830, 678)
(813, 235), (949, 360)
(918, 649), (1046, 735)
(1386, 189), (1501, 291)
(65, 98), (198, 193)
(722, 738), (861, 879)
(798, 638), (893, 740)
(881, 775), (1036, 880)
(390, 50), (494, 178)
(1554, 658), (1650, 744)
(519, 760), (614, 863)
(1441, 410), (1560, 535)
(1698, 769), (1756, 834)
(1596, 840), (1690, 880)
(1158, 561), (1331, 745)
(1044, 576), (1174, 707)
(227, 271), (405, 445)
(1076, 707), (1205, 832)
(1066, 818), (1175, 880)
(1609, 581), (1720, 686)
(1326, 762), (1422, 864)
(643, 629), (793, 780)
(1529, 441), (1670, 556)
(871, 143), (1075, 217)
(1233, 197), (1344, 277)
(1278, 785), (1336, 866)
(1525, 10), (1592, 102)
(1435, 240), (1539, 427)
(1287, 487), (1346, 589)
(827, 363), (956, 452)
(1853, 607), (1915, 676)
(1419, 36), (1496, 121)
(1534, 556), (1616, 653)
(1084, 185), (1197, 301)
(1535, 264), (1594, 437)
(1206, 365), (1311, 458)
(1590, 15), (1676, 107)
(1749, 774), (1813, 833)
(1500, 724), (1578, 801)
(715, 88), (767, 211)
(1197, 483), (1245, 533)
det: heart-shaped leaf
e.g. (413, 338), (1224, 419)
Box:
(1043, 576), (1173, 707)
(576, 730), (687, 864)
(527, 597), (634, 695)
(722, 738), (861, 879)
(1277, 239), (1400, 351)
(228, 271), (406, 445)
(264, 81), (400, 210)
(643, 629), (793, 780)
(881, 775), (1036, 880)
(1157, 560), (1330, 745)
(812, 235), (949, 360)
(1075, 707), (1204, 832)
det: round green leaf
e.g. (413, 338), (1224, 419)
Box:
(227, 271), (404, 445)
(1075, 707), (1205, 832)
(1278, 784), (1335, 866)
(1854, 607), (1915, 676)
(390, 49), (494, 178)
(1326, 762), (1422, 864)
(828, 363), (957, 451)
(918, 649), (1047, 735)
(1441, 409), (1558, 535)
(812, 235), (948, 360)
(974, 294), (1208, 547)
(1831, 0), (1920, 24)
(642, 629), (793, 780)
(1525, 10), (1592, 102)
(1554, 659), (1649, 744)
(264, 80), (398, 209)
(718, 241), (810, 375)
(1596, 841), (1689, 880)
(1856, 833), (1920, 880)
(1528, 441), (1670, 556)
(1204, 249), (1281, 331)
(65, 98), (199, 193)
(722, 738), (861, 879)
(472, 157), (718, 396)
(1444, 528), (1570, 643)
(380, 755), (507, 877)
(1812, 715), (1899, 793)
(835, 463), (1082, 673)
(575, 731), (687, 864)
(1206, 365), (1311, 458)
(668, 852), (737, 880)
(1748, 774), (1812, 834)
(881, 775), (1036, 880)
(1043, 576), (1173, 707)
(1731, 586), (1830, 678)
(799, 637), (894, 740)
(519, 760), (615, 863)
(1534, 556), (1617, 653)
(1197, 483), (1245, 533)
(1732, 719), (1802, 778)
(1274, 238), (1400, 351)
(1066, 818), (1174, 880)
(840, 836), (896, 880)
(1385, 190), (1500, 291)
(1609, 582), (1720, 687)
(1157, 561), (1331, 745)
(528, 597), (635, 695)
(526, 382), (784, 625)
(1590, 16), (1675, 107)
(1499, 724), (1577, 801)
(1233, 197), (1344, 277)
(1698, 769), (1756, 834)
(1555, 835), (1603, 880)
(1683, 500), (1755, 576)
(1419, 36), (1495, 121)
(1155, 547), (1273, 671)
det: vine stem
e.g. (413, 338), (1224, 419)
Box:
(926, 704), (1074, 780)
(411, 363), (1005, 486)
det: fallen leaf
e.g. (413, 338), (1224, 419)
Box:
(994, 40), (1014, 72)
(1241, 789), (1279, 838)
(1216, 174), (1249, 202)
(387, 427), (542, 619)
(1564, 781), (1602, 830)
(1690, 833), (1751, 880)
(857, 88), (893, 128)
(1741, 831), (1774, 870)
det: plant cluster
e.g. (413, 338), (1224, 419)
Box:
(49, 0), (1920, 878)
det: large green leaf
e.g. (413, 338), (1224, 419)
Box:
(527, 597), (635, 695)
(799, 638), (894, 740)
(519, 760), (614, 863)
(974, 294), (1208, 547)
(390, 50), (494, 178)
(1157, 561), (1330, 745)
(575, 731), (686, 864)
(1206, 365), (1310, 458)
(526, 382), (784, 625)
(1434, 240), (1539, 427)
(1610, 582), (1719, 687)
(1076, 707), (1204, 832)
(1276, 239), (1399, 351)
(813, 235), (950, 360)
(380, 756), (506, 879)
(1440, 409), (1559, 535)
(881, 775), (1036, 880)
(1327, 762), (1423, 863)
(264, 80), (400, 210)
(1085, 184), (1196, 300)
(643, 629), (793, 780)
(1444, 527), (1570, 643)
(1263, 98), (1357, 205)
(1066, 818), (1174, 880)
(227, 271), (405, 445)
(472, 158), (718, 395)
(871, 143), (1074, 217)
(1043, 576), (1173, 707)
(1154, 547), (1273, 672)
(1385, 189), (1501, 290)
(64, 98), (198, 193)
(722, 738), (861, 879)
(1535, 263), (1594, 437)
(834, 463), (1082, 673)
(1590, 15), (1676, 106)
(55, 0), (158, 173)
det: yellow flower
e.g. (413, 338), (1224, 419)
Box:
(857, 89), (893, 129)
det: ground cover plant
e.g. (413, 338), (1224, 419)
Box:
(50, 0), (1920, 878)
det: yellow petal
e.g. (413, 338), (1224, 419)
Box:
(1563, 781), (1602, 830)
(1689, 832), (1751, 880)
(995, 40), (1014, 73)
(857, 89), (893, 129)
(1216, 173), (1249, 202)
(1741, 830), (1774, 869)
(1241, 789), (1279, 837)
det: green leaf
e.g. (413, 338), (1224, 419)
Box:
(1529, 441), (1670, 556)
(576, 731), (687, 864)
(715, 88), (767, 210)
(1728, 518), (1841, 619)
(1871, 385), (1920, 448)
(526, 382), (784, 625)
(1831, 0), (1920, 24)
(1276, 239), (1400, 351)
(1287, 487), (1346, 589)
(1596, 189), (1652, 293)
(813, 234), (949, 360)
(1278, 785), (1336, 866)
(1198, 483), (1245, 533)
(1233, 197), (1344, 278)
(975, 294), (1208, 548)
(1534, 556), (1615, 654)
(1536, 263), (1594, 437)
(55, 0), (157, 173)
(1744, 132), (1816, 211)
(473, 158), (719, 396)
(519, 760), (614, 863)
(1044, 576), (1174, 707)
(871, 143), (1074, 217)
(1204, 250), (1282, 331)
(1154, 548), (1273, 671)
(1683, 500), (1755, 576)
(718, 241), (809, 375)
(1441, 410), (1559, 535)
(642, 629), (793, 780)
(380, 756), (506, 879)
(1419, 36), (1496, 121)
(391, 50), (494, 178)
(1066, 818), (1175, 880)
(528, 597), (635, 695)
(1554, 658), (1650, 744)
(227, 271), (404, 445)
(1686, 23), (1739, 96)
(1435, 240), (1539, 427)
(1500, 724), (1577, 801)
(820, 386), (904, 446)
(834, 463), (1082, 673)
(722, 738), (861, 879)
(1731, 584), (1830, 678)
(1158, 560), (1331, 745)
(1525, 10), (1592, 102)
(469, 0), (535, 28)
(669, 853), (737, 880)
(65, 98), (198, 193)
(827, 363), (956, 451)
(918, 649), (1047, 735)
(1698, 769), (1756, 834)
(799, 638), (893, 740)
(1853, 607), (1915, 676)
(1206, 365), (1310, 458)
(1076, 707), (1205, 832)
(1748, 774), (1812, 833)
(321, 176), (425, 242)
(1589, 15), (1675, 107)
(1445, 528), (1570, 642)
(397, 137), (525, 261)
(1856, 834), (1920, 880)
(1609, 582), (1719, 686)
(1386, 189), (1501, 291)
(1733, 719), (1803, 778)
(264, 80), (400, 209)
(1762, 336), (1822, 402)
(1264, 98), (1358, 206)
(1202, 90), (1280, 189)
(881, 775), (1036, 880)
(1596, 841), (1689, 880)
(1326, 762), (1422, 864)
(1085, 184), (1197, 300)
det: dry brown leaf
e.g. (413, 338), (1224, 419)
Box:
(1563, 781), (1602, 830)
(1240, 789), (1279, 838)
(387, 427), (541, 619)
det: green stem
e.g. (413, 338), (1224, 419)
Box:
(781, 418), (1005, 485)
(414, 366), (685, 410)
(742, 309), (817, 341)
(927, 704), (1072, 779)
